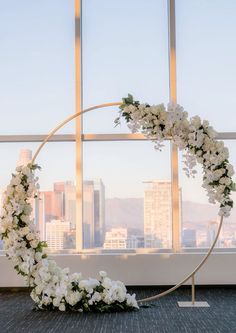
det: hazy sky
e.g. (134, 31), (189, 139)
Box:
(1, 0), (236, 205)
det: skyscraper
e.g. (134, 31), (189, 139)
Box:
(207, 220), (220, 247)
(53, 182), (66, 220)
(144, 180), (172, 248)
(17, 149), (32, 166)
(83, 179), (105, 249)
(36, 179), (105, 250)
(182, 229), (197, 247)
(103, 228), (128, 249)
(64, 181), (76, 229)
(37, 181), (76, 242)
(94, 180), (105, 247)
(37, 191), (55, 240)
(83, 181), (94, 248)
(45, 219), (70, 251)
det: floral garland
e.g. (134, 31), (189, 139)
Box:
(0, 94), (235, 313)
(0, 164), (138, 312)
(115, 94), (235, 217)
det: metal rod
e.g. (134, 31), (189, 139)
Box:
(31, 102), (121, 164)
(192, 274), (195, 305)
(29, 102), (225, 304)
(138, 215), (223, 303)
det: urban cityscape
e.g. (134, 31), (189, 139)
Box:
(1, 149), (236, 252)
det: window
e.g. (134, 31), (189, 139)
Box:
(83, 141), (171, 251)
(1, 0), (236, 255)
(176, 0), (236, 132)
(0, 0), (75, 134)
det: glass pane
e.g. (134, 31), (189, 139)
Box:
(0, 1), (75, 134)
(0, 142), (76, 253)
(179, 140), (236, 250)
(176, 0), (236, 132)
(82, 0), (169, 133)
(82, 140), (172, 251)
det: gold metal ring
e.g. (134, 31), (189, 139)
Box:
(31, 102), (224, 303)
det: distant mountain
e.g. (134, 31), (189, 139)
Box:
(105, 198), (236, 231)
(182, 201), (236, 225)
(105, 198), (143, 230)
(182, 201), (218, 223)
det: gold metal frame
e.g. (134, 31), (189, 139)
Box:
(31, 103), (224, 304)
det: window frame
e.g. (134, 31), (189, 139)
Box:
(1, 0), (236, 255)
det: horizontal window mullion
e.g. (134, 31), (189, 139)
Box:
(0, 134), (75, 143)
(216, 132), (236, 140)
(82, 133), (148, 141)
(1, 132), (236, 143)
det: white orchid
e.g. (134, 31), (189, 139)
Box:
(118, 94), (235, 217)
(0, 161), (138, 313)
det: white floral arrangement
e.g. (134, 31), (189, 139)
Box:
(115, 94), (235, 217)
(0, 164), (138, 312)
(1, 94), (235, 313)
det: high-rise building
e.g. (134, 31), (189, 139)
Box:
(37, 179), (105, 250)
(17, 149), (32, 166)
(103, 228), (127, 249)
(45, 219), (70, 251)
(83, 181), (94, 248)
(127, 235), (144, 249)
(182, 229), (197, 247)
(207, 220), (220, 247)
(53, 182), (66, 220)
(144, 180), (172, 248)
(94, 180), (105, 247)
(64, 182), (76, 229)
(83, 180), (105, 249)
(37, 191), (54, 240)
(37, 181), (76, 240)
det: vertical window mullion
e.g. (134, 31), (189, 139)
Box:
(75, 0), (83, 252)
(168, 0), (180, 252)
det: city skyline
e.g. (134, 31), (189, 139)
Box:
(1, 148), (236, 252)
(1, 1), (236, 205)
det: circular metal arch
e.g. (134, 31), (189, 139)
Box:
(31, 102), (224, 303)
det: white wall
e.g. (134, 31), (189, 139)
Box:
(1, 253), (236, 287)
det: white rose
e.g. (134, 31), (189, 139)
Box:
(53, 297), (61, 307)
(26, 233), (35, 241)
(30, 240), (39, 248)
(227, 164), (234, 177)
(21, 226), (30, 236)
(22, 166), (31, 177)
(35, 285), (43, 295)
(19, 262), (29, 275)
(126, 293), (139, 308)
(99, 271), (107, 279)
(102, 277), (112, 289)
(21, 215), (30, 223)
(59, 303), (66, 311)
(79, 280), (87, 290)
